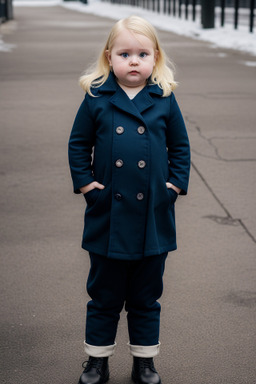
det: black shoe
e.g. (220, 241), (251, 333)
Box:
(78, 356), (109, 384)
(132, 357), (161, 384)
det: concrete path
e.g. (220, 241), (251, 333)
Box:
(0, 5), (255, 384)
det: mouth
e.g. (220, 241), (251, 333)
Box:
(129, 71), (139, 75)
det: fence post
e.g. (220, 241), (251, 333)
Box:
(185, 0), (189, 20)
(6, 0), (13, 19)
(178, 0), (182, 18)
(173, 0), (176, 16)
(234, 0), (239, 29)
(201, 0), (215, 28)
(220, 0), (225, 27)
(192, 0), (196, 21)
(249, 0), (255, 33)
(0, 0), (13, 22)
(157, 0), (160, 13)
(0, 0), (5, 22)
(163, 0), (166, 14)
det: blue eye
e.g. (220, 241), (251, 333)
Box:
(139, 52), (148, 58)
(121, 53), (129, 58)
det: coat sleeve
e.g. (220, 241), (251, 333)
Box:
(68, 95), (96, 194)
(166, 93), (191, 195)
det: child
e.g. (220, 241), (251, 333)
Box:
(69, 15), (190, 384)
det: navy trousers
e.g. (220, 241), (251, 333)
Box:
(85, 252), (167, 347)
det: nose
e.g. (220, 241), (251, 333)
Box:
(129, 55), (139, 66)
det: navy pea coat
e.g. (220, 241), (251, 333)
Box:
(68, 72), (190, 260)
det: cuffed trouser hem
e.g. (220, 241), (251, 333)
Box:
(128, 343), (161, 357)
(84, 342), (116, 357)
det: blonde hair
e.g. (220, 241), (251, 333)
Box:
(79, 15), (177, 97)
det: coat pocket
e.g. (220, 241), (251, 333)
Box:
(83, 188), (101, 206)
(167, 187), (178, 204)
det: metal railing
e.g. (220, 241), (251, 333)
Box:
(102, 0), (255, 32)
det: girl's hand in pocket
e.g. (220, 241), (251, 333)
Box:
(80, 181), (105, 195)
(166, 182), (181, 195)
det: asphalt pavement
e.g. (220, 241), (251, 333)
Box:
(0, 4), (255, 384)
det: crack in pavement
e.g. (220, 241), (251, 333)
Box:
(203, 215), (241, 226)
(191, 162), (256, 244)
(184, 114), (255, 243)
(185, 115), (256, 162)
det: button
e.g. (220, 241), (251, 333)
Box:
(137, 126), (145, 135)
(115, 159), (123, 168)
(138, 160), (146, 169)
(114, 193), (122, 201)
(137, 193), (144, 201)
(116, 126), (124, 135)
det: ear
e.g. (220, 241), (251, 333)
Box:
(105, 50), (112, 66)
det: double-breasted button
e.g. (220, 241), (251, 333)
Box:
(116, 126), (124, 135)
(114, 193), (122, 201)
(115, 159), (123, 168)
(137, 126), (145, 135)
(136, 193), (144, 201)
(138, 160), (146, 169)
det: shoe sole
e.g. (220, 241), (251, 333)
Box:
(78, 374), (109, 384)
(132, 373), (161, 384)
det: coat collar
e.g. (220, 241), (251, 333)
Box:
(93, 72), (163, 118)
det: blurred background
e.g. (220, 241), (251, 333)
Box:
(1, 1), (255, 384)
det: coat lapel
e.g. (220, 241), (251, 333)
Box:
(109, 87), (148, 121)
(98, 72), (163, 120)
(132, 85), (162, 114)
(109, 83), (163, 121)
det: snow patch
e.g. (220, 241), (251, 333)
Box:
(0, 39), (16, 52)
(243, 61), (256, 67)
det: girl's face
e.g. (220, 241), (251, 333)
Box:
(106, 28), (157, 89)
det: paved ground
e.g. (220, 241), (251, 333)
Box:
(0, 5), (255, 384)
